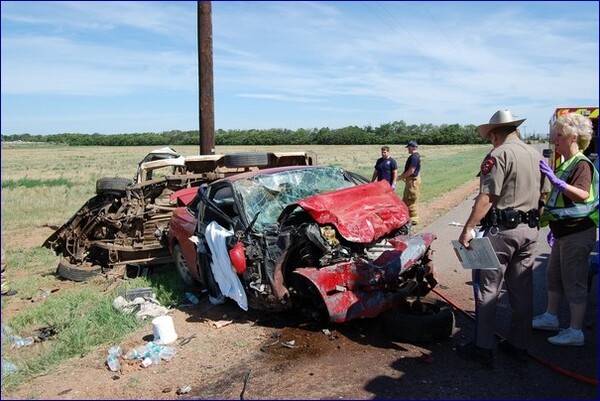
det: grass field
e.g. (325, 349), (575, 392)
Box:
(0, 143), (489, 391)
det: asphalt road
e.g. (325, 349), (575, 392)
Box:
(416, 188), (598, 397)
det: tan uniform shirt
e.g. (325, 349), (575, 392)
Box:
(479, 136), (550, 210)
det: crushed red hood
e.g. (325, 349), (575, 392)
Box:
(282, 180), (410, 243)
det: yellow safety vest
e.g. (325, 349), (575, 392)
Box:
(541, 152), (599, 227)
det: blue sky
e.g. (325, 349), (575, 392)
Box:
(1, 1), (598, 137)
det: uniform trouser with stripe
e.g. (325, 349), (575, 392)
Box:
(472, 224), (538, 350)
(403, 175), (421, 223)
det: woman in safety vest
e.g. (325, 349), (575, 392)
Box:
(533, 112), (598, 346)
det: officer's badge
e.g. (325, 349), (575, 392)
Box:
(480, 156), (496, 175)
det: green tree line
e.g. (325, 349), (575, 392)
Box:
(1, 121), (495, 146)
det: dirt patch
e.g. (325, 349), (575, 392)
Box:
(417, 180), (479, 228)
(3, 225), (56, 249)
(2, 299), (444, 400)
(2, 180), (597, 400)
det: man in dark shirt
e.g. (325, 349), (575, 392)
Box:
(397, 140), (421, 225)
(372, 146), (398, 189)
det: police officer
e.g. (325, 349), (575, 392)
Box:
(455, 109), (550, 367)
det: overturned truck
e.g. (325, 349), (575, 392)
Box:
(43, 148), (317, 281)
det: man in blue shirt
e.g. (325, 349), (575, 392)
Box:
(372, 146), (398, 189)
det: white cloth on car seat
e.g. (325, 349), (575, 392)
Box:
(205, 221), (248, 311)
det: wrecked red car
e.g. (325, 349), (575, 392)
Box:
(168, 165), (444, 326)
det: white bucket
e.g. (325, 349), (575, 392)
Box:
(152, 315), (178, 345)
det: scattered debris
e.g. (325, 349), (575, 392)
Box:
(103, 280), (120, 294)
(27, 288), (56, 303)
(112, 295), (170, 320)
(322, 328), (331, 336)
(1, 358), (18, 375)
(282, 340), (297, 349)
(240, 370), (251, 400)
(179, 334), (196, 346)
(212, 319), (233, 329)
(34, 326), (58, 341)
(106, 346), (122, 372)
(259, 338), (280, 352)
(176, 385), (192, 395)
(7, 335), (35, 348)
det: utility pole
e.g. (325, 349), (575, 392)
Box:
(198, 1), (215, 155)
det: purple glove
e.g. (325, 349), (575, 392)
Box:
(391, 182), (397, 190)
(547, 230), (555, 247)
(540, 159), (567, 192)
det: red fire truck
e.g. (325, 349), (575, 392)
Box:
(545, 107), (598, 168)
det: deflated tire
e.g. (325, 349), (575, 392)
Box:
(382, 299), (455, 343)
(56, 258), (102, 282)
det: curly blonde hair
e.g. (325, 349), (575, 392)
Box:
(552, 112), (593, 152)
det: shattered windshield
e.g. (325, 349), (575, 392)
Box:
(233, 167), (356, 231)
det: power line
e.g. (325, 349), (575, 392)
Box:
(360, 1), (468, 89)
(360, 1), (431, 62)
(421, 2), (469, 67)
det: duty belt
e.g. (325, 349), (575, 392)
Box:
(480, 208), (540, 229)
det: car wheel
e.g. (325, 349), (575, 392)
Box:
(382, 299), (455, 343)
(224, 152), (269, 167)
(56, 258), (102, 282)
(173, 244), (195, 286)
(96, 177), (133, 195)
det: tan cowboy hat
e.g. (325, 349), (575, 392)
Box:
(477, 109), (526, 140)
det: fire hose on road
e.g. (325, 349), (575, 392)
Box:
(432, 287), (598, 387)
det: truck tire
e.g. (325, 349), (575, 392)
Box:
(224, 152), (269, 167)
(56, 258), (102, 282)
(382, 299), (455, 343)
(96, 177), (133, 195)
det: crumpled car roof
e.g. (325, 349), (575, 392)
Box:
(283, 180), (410, 243)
